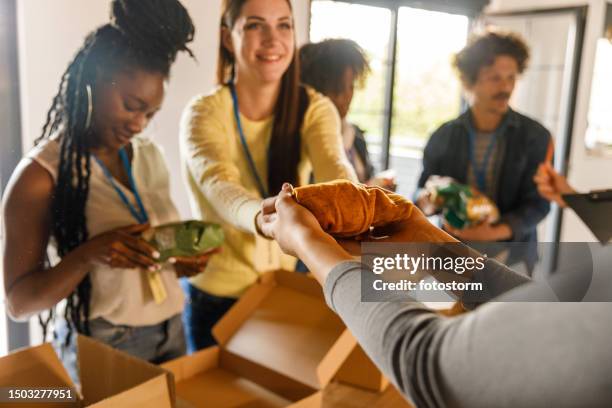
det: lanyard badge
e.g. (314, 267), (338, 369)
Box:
(93, 148), (167, 303)
(229, 82), (270, 199)
(93, 147), (149, 224)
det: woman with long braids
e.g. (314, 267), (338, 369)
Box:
(2, 0), (208, 364)
(180, 0), (357, 352)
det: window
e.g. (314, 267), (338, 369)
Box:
(0, 0), (22, 356)
(310, 1), (469, 197)
(310, 1), (392, 163)
(584, 3), (612, 154)
(586, 37), (612, 153)
(392, 7), (468, 154)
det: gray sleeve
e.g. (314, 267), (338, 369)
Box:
(459, 258), (531, 308)
(324, 261), (612, 408)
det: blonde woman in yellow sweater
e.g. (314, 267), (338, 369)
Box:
(179, 0), (357, 352)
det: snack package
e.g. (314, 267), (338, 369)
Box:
(143, 220), (224, 262)
(425, 176), (499, 229)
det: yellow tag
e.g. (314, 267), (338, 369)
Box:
(147, 270), (167, 304)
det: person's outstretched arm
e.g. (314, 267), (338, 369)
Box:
(180, 92), (263, 234)
(261, 185), (612, 408)
(533, 162), (576, 208)
(322, 260), (611, 408)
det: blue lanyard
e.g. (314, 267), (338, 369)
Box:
(467, 115), (507, 193)
(229, 82), (270, 198)
(93, 147), (149, 224)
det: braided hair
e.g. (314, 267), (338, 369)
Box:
(34, 0), (194, 343)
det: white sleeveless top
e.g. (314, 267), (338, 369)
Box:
(27, 136), (184, 326)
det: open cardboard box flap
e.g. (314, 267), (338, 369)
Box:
(162, 270), (356, 407)
(212, 270), (356, 390)
(0, 342), (76, 408)
(77, 335), (175, 407)
(163, 345), (317, 407)
(335, 345), (389, 392)
(0, 335), (174, 407)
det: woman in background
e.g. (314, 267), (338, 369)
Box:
(300, 38), (395, 189)
(180, 0), (357, 352)
(2, 0), (211, 364)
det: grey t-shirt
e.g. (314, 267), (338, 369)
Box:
(323, 252), (612, 407)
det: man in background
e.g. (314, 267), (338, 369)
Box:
(416, 30), (551, 270)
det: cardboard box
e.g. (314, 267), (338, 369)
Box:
(162, 270), (356, 407)
(335, 301), (465, 392)
(0, 335), (174, 407)
(335, 345), (389, 392)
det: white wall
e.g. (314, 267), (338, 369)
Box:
(488, 0), (590, 11)
(17, 0), (310, 218)
(487, 0), (612, 242)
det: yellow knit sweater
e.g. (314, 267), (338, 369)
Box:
(180, 85), (357, 297)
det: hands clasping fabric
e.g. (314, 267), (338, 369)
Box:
(292, 180), (456, 243)
(292, 180), (413, 238)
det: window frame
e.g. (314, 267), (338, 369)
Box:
(0, 0), (30, 354)
(309, 0), (481, 170)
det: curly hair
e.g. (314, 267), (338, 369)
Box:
(300, 38), (370, 96)
(453, 30), (530, 86)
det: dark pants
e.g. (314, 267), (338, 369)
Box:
(180, 278), (237, 353)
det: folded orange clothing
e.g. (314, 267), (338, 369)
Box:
(292, 180), (414, 238)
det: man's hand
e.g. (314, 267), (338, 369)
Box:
(444, 222), (512, 242)
(415, 189), (437, 216)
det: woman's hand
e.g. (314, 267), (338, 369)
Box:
(533, 163), (575, 208)
(71, 223), (161, 271)
(170, 248), (221, 278)
(260, 183), (327, 257)
(260, 183), (352, 284)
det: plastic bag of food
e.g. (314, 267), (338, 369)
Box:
(425, 176), (499, 229)
(142, 220), (224, 262)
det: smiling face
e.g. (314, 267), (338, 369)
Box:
(222, 0), (295, 86)
(90, 67), (165, 150)
(467, 55), (518, 116)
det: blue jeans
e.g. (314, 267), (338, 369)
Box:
(88, 313), (186, 363)
(180, 279), (237, 353)
(54, 313), (186, 383)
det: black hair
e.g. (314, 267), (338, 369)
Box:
(454, 30), (530, 86)
(299, 38), (370, 96)
(34, 0), (194, 345)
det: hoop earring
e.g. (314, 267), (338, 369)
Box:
(85, 84), (93, 131)
(230, 62), (237, 84)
